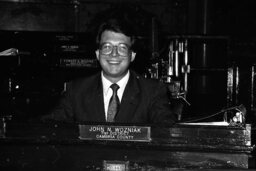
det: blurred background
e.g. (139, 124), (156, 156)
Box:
(0, 0), (255, 124)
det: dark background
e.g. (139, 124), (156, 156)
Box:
(0, 0), (256, 123)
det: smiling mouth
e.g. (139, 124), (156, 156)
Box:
(108, 60), (121, 64)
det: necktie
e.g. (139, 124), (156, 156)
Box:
(107, 83), (120, 122)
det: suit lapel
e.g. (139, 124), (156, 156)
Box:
(115, 72), (140, 122)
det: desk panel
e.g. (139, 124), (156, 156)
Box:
(0, 122), (254, 170)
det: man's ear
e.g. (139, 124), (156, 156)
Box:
(95, 50), (99, 60)
(131, 52), (136, 62)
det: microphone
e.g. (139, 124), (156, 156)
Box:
(182, 104), (246, 125)
(236, 104), (246, 115)
(231, 104), (246, 124)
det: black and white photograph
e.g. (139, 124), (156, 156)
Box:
(0, 0), (255, 170)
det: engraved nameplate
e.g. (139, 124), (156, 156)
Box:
(78, 125), (151, 142)
(103, 160), (129, 171)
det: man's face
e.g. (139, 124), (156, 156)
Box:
(95, 30), (136, 82)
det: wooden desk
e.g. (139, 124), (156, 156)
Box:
(0, 122), (254, 170)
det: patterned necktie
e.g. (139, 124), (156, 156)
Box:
(107, 83), (120, 122)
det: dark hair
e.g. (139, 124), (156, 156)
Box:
(96, 15), (136, 49)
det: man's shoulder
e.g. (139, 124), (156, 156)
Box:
(75, 72), (100, 83)
(68, 72), (101, 90)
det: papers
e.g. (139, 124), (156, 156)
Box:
(179, 121), (229, 126)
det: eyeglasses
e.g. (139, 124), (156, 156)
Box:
(99, 43), (131, 56)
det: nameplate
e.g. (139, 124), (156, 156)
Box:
(103, 160), (129, 171)
(78, 125), (151, 142)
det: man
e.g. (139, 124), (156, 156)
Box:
(43, 16), (176, 125)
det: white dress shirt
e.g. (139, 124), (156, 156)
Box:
(101, 71), (130, 120)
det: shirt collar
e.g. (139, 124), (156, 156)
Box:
(102, 71), (130, 96)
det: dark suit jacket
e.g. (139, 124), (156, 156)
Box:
(44, 71), (176, 125)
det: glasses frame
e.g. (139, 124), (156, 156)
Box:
(99, 42), (131, 57)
